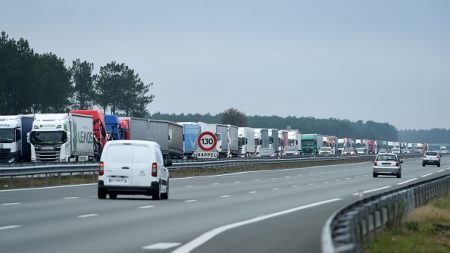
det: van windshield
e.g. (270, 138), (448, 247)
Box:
(0, 129), (15, 143)
(30, 131), (67, 145)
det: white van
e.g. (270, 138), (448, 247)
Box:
(98, 140), (171, 200)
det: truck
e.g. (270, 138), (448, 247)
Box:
(322, 135), (337, 155)
(355, 139), (368, 154)
(238, 127), (256, 156)
(280, 129), (302, 156)
(105, 114), (122, 140)
(70, 109), (108, 158)
(29, 113), (94, 162)
(227, 125), (239, 157)
(0, 115), (34, 163)
(178, 122), (201, 158)
(257, 128), (279, 157)
(367, 140), (377, 154)
(216, 124), (229, 158)
(301, 134), (325, 155)
(127, 117), (183, 159)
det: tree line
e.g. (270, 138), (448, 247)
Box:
(151, 109), (400, 141)
(0, 31), (153, 116)
(399, 129), (450, 144)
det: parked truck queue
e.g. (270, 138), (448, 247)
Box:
(0, 111), (432, 163)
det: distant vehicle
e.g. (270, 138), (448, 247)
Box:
(0, 115), (34, 163)
(319, 147), (333, 156)
(105, 115), (123, 140)
(98, 140), (171, 200)
(373, 153), (403, 178)
(355, 139), (368, 154)
(119, 117), (130, 140)
(30, 113), (95, 162)
(71, 109), (108, 158)
(422, 151), (441, 167)
(342, 147), (356, 155)
(280, 130), (302, 156)
(178, 122), (201, 158)
(238, 127), (256, 156)
(440, 146), (448, 154)
(227, 125), (239, 157)
(301, 134), (324, 155)
(257, 128), (278, 157)
(127, 118), (183, 159)
(391, 148), (401, 154)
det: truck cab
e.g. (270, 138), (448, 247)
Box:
(0, 115), (33, 163)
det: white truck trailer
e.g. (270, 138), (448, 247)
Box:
(238, 127), (256, 156)
(29, 113), (94, 162)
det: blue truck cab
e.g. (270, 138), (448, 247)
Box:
(105, 115), (123, 141)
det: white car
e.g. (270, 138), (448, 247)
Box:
(343, 147), (356, 155)
(373, 153), (402, 178)
(422, 151), (441, 167)
(319, 147), (333, 155)
(98, 140), (171, 200)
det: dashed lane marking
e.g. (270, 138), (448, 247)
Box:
(2, 202), (21, 206)
(0, 225), (21, 231)
(77, 213), (98, 218)
(397, 178), (418, 185)
(143, 243), (181, 250)
(139, 205), (155, 209)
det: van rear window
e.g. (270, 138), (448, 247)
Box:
(105, 145), (132, 163)
(133, 145), (154, 163)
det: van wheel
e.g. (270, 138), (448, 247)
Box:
(437, 163), (441, 167)
(373, 173), (377, 178)
(397, 173), (401, 178)
(161, 180), (169, 200)
(109, 193), (117, 199)
(98, 189), (107, 199)
(152, 184), (161, 200)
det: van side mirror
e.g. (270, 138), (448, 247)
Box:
(164, 160), (173, 167)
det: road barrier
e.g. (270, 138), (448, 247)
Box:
(322, 174), (450, 253)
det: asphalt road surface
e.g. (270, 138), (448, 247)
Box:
(1, 157), (449, 253)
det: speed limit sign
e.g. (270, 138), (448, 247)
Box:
(197, 131), (217, 152)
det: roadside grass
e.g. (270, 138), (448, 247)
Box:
(0, 157), (372, 190)
(365, 193), (450, 253)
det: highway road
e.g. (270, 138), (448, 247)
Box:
(1, 157), (449, 253)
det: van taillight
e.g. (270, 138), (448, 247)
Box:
(152, 162), (157, 177)
(396, 161), (400, 166)
(99, 161), (104, 176)
(373, 161), (377, 166)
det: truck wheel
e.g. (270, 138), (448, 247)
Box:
(161, 179), (169, 200)
(98, 189), (107, 199)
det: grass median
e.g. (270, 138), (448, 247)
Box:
(0, 156), (373, 190)
(365, 193), (450, 253)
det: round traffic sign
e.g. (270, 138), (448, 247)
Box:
(197, 131), (217, 152)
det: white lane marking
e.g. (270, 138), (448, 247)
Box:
(308, 183), (315, 186)
(143, 242), (181, 250)
(212, 183), (220, 186)
(172, 198), (342, 253)
(291, 185), (298, 188)
(272, 188), (280, 190)
(0, 183), (96, 193)
(63, 197), (80, 200)
(77, 213), (98, 218)
(352, 186), (391, 196)
(220, 195), (231, 198)
(139, 205), (155, 209)
(185, 200), (197, 203)
(234, 181), (240, 184)
(271, 178), (277, 180)
(397, 178), (418, 185)
(422, 173), (433, 178)
(323, 182), (329, 184)
(185, 185), (193, 188)
(2, 202), (21, 206)
(0, 225), (21, 231)
(437, 169), (445, 173)
(346, 178), (351, 180)
(248, 191), (258, 194)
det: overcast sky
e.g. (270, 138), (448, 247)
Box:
(1, 0), (449, 130)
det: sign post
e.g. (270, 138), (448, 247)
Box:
(196, 131), (218, 158)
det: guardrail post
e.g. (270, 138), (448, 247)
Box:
(45, 173), (48, 187)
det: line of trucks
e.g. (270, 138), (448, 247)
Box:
(0, 111), (429, 163)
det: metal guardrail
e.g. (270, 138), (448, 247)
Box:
(0, 155), (376, 177)
(322, 174), (450, 253)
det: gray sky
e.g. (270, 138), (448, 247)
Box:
(1, 0), (450, 130)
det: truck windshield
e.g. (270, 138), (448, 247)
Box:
(0, 129), (15, 143)
(30, 131), (67, 145)
(302, 140), (315, 147)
